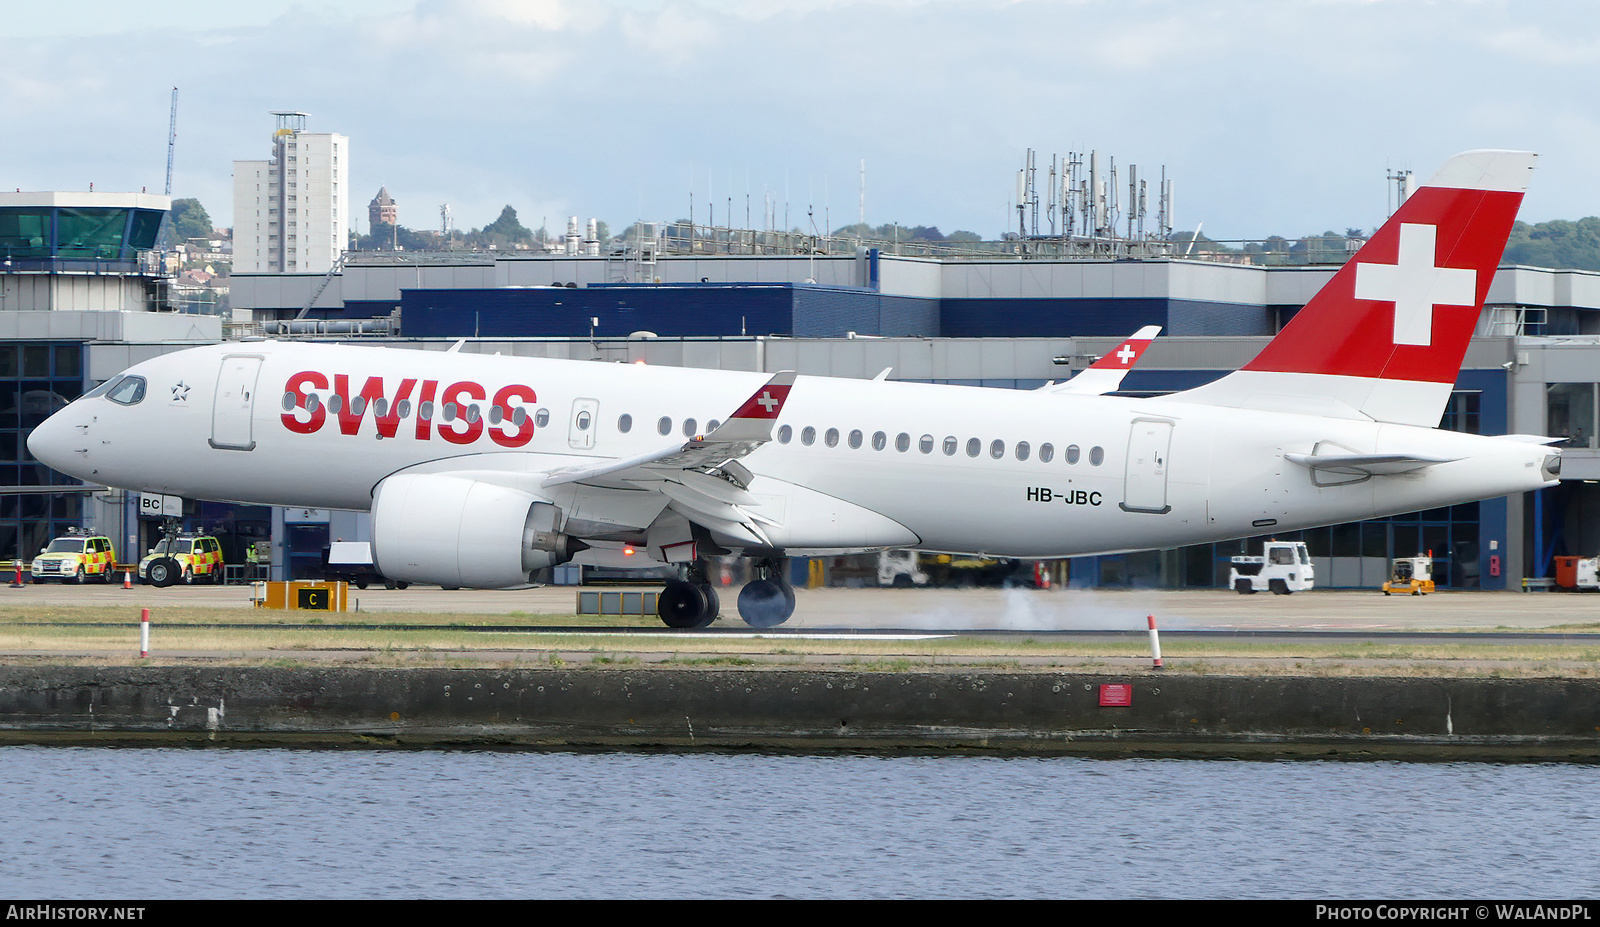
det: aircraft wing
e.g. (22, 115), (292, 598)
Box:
(541, 370), (797, 546)
(1042, 325), (1161, 395)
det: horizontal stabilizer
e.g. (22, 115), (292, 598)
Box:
(1283, 451), (1459, 475)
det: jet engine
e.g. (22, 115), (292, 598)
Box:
(369, 472), (580, 589)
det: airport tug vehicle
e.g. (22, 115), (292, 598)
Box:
(1229, 540), (1314, 595)
(1383, 556), (1436, 596)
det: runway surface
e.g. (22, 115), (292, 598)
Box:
(7, 581), (1595, 631)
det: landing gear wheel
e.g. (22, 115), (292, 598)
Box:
(696, 584), (720, 628)
(658, 579), (711, 629)
(147, 557), (181, 588)
(738, 578), (795, 628)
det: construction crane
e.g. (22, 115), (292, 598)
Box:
(164, 87), (178, 196)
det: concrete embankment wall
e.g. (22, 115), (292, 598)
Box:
(1, 666), (1597, 759)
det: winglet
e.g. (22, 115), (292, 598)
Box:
(1046, 325), (1161, 395)
(705, 370), (796, 444)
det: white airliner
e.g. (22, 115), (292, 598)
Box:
(28, 150), (1559, 628)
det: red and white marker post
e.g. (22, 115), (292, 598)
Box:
(1147, 614), (1164, 671)
(140, 608), (150, 658)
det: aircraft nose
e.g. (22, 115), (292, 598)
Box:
(27, 407), (79, 473)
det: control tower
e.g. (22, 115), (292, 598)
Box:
(0, 190), (171, 310)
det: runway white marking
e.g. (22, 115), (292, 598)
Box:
(526, 631), (956, 641)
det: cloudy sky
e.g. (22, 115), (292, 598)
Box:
(4, 0), (1596, 241)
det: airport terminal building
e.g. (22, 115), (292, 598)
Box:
(8, 198), (1600, 589)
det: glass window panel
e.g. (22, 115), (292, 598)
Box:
(52, 345), (80, 379)
(22, 346), (48, 378)
(1546, 383), (1596, 448)
(0, 346), (17, 378)
(1332, 522), (1359, 557)
(129, 210), (164, 250)
(0, 210), (51, 259)
(1362, 522), (1388, 559)
(56, 208), (129, 260)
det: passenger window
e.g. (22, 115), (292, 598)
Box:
(1090, 446), (1105, 466)
(894, 433), (909, 453)
(535, 408), (550, 428)
(848, 429), (863, 449)
(707, 420), (720, 432)
(778, 424), (792, 444)
(618, 414), (632, 433)
(108, 376), (146, 406)
(683, 418), (698, 437)
(466, 405), (482, 424)
(1066, 444), (1081, 464)
(990, 439), (1005, 459)
(920, 435), (935, 455)
(658, 416), (672, 435)
(375, 398), (390, 418)
(942, 436), (957, 456)
(966, 438), (981, 458)
(575, 410), (590, 430)
(512, 407), (527, 427)
(488, 405), (503, 425)
(1039, 443), (1054, 463)
(441, 402), (458, 422)
(327, 394), (343, 414)
(825, 427), (840, 448)
(418, 400), (432, 421)
(802, 426), (816, 446)
(1015, 441), (1030, 461)
(306, 394), (321, 413)
(397, 399), (412, 419)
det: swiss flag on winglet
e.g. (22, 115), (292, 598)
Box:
(728, 371), (795, 421)
(1242, 150), (1533, 385)
(1089, 325), (1161, 370)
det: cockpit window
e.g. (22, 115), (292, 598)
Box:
(107, 375), (146, 406)
(83, 376), (122, 400)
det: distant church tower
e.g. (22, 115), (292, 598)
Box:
(368, 187), (397, 250)
(369, 187), (397, 229)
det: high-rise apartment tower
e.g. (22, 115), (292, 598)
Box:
(233, 112), (348, 273)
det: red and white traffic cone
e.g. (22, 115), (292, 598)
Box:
(122, 570), (132, 589)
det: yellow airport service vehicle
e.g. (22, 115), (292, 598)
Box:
(30, 531), (118, 584)
(139, 534), (225, 587)
(1383, 555), (1436, 596)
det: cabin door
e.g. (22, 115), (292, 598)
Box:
(210, 355), (263, 451)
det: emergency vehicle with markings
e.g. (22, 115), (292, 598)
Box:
(138, 534), (225, 586)
(30, 532), (118, 583)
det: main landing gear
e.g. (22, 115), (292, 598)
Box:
(655, 557), (796, 629)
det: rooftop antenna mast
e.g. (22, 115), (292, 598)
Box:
(164, 87), (178, 196)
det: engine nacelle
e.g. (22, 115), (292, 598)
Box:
(370, 472), (577, 589)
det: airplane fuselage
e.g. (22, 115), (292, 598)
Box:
(38, 340), (1555, 559)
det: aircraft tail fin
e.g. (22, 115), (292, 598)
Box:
(1170, 150), (1535, 427)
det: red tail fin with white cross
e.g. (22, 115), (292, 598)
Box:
(1173, 150), (1534, 427)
